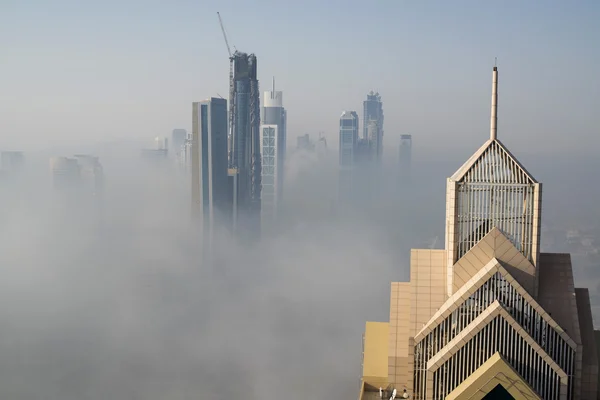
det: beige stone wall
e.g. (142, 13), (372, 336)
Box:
(409, 249), (447, 339)
(388, 282), (411, 389)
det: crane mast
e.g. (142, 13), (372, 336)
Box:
(217, 12), (236, 166)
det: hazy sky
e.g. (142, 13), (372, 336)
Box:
(2, 0), (599, 154)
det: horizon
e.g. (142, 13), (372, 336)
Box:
(2, 1), (599, 155)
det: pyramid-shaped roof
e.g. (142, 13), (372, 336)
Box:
(450, 138), (537, 184)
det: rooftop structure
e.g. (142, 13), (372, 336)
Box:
(358, 66), (599, 400)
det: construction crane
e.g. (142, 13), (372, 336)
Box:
(217, 12), (236, 166)
(217, 12), (232, 58)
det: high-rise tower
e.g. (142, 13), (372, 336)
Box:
(192, 98), (229, 245)
(261, 77), (286, 223)
(399, 134), (412, 180)
(339, 111), (359, 167)
(229, 52), (261, 239)
(339, 111), (359, 203)
(357, 66), (599, 400)
(363, 91), (384, 161)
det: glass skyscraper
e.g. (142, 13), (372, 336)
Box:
(339, 111), (359, 203)
(363, 91), (384, 161)
(192, 98), (228, 245)
(260, 79), (286, 224)
(229, 52), (261, 239)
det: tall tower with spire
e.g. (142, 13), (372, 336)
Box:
(260, 77), (286, 227)
(357, 66), (599, 400)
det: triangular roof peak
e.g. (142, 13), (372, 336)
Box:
(450, 138), (537, 183)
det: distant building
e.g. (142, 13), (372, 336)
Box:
(316, 133), (328, 158)
(140, 148), (168, 161)
(357, 66), (600, 400)
(399, 134), (412, 179)
(296, 134), (314, 152)
(141, 136), (169, 162)
(50, 157), (81, 190)
(191, 98), (229, 245)
(339, 111), (359, 167)
(261, 78), (286, 223)
(178, 132), (193, 172)
(171, 129), (187, 155)
(339, 111), (359, 203)
(229, 52), (261, 240)
(363, 91), (384, 161)
(73, 154), (104, 198)
(355, 138), (372, 166)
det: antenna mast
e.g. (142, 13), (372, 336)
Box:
(490, 63), (498, 140)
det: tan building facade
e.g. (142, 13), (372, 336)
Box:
(359, 67), (599, 400)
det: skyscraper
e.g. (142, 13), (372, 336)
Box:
(296, 134), (315, 152)
(399, 134), (412, 178)
(50, 156), (81, 191)
(358, 67), (599, 400)
(229, 52), (261, 239)
(73, 154), (104, 199)
(141, 136), (169, 163)
(178, 132), (193, 173)
(191, 98), (229, 245)
(363, 91), (384, 160)
(339, 111), (359, 167)
(339, 111), (359, 202)
(171, 128), (188, 161)
(316, 133), (328, 159)
(261, 78), (286, 222)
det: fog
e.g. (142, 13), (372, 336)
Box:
(0, 141), (599, 399)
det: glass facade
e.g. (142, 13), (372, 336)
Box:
(339, 112), (359, 167)
(260, 126), (277, 214)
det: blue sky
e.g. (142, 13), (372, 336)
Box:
(1, 0), (599, 156)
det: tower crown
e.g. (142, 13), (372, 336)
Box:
(444, 66), (542, 296)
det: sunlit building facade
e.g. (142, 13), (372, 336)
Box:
(358, 67), (599, 400)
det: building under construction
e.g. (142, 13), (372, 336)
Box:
(228, 52), (261, 238)
(215, 13), (262, 239)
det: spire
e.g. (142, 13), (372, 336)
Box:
(272, 76), (275, 96)
(490, 63), (498, 140)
